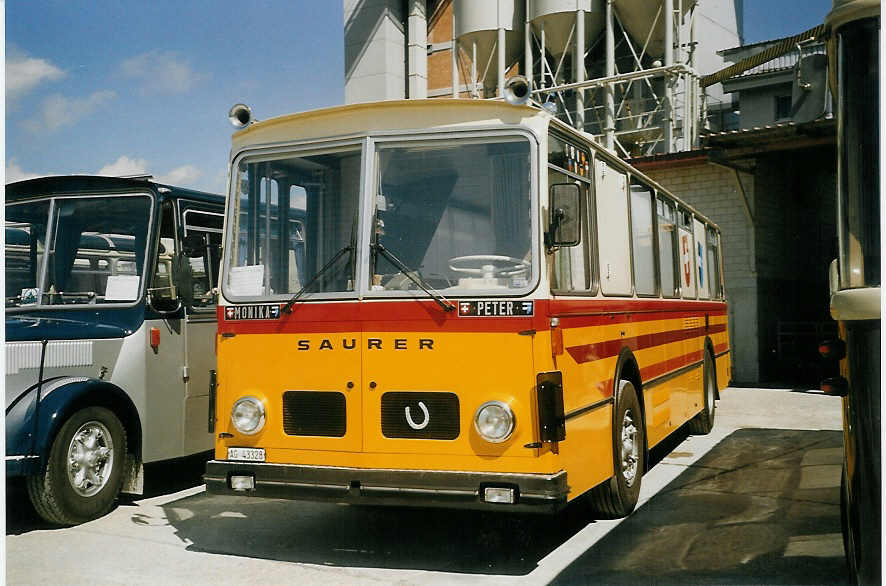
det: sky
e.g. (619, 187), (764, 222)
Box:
(5, 0), (835, 194)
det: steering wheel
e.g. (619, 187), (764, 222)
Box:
(448, 255), (529, 279)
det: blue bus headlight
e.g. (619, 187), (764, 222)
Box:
(474, 401), (515, 443)
(231, 396), (266, 435)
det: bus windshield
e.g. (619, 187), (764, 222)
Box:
(5, 195), (152, 308)
(225, 136), (534, 300)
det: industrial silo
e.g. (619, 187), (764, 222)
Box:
(453, 0), (525, 97)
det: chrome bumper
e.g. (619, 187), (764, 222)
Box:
(204, 460), (569, 513)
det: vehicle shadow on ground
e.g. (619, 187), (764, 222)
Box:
(553, 428), (848, 585)
(5, 452), (209, 535)
(152, 428), (848, 580)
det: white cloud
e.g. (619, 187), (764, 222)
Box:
(5, 159), (43, 183)
(6, 48), (65, 101)
(97, 156), (149, 177)
(23, 90), (116, 134)
(121, 50), (208, 94)
(96, 157), (205, 189)
(156, 164), (203, 186)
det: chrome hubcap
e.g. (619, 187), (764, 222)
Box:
(66, 421), (114, 497)
(621, 409), (639, 487)
(706, 369), (716, 415)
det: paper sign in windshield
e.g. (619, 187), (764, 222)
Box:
(228, 265), (265, 296)
(105, 275), (141, 301)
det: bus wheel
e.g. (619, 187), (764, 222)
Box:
(588, 380), (644, 518)
(26, 406), (126, 525)
(688, 351), (716, 435)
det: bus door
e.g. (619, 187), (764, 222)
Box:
(145, 200), (187, 461)
(180, 204), (224, 453)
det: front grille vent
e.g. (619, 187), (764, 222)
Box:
(282, 391), (346, 437)
(381, 392), (459, 440)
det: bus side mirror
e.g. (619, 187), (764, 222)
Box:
(148, 291), (183, 315)
(547, 183), (581, 248)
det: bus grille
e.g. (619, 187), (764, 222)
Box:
(381, 392), (460, 440)
(282, 391), (346, 437)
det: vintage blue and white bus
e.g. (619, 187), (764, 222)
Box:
(5, 175), (224, 525)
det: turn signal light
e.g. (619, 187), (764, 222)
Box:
(150, 327), (160, 353)
(818, 339), (846, 361)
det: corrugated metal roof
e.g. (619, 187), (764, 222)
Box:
(731, 43), (826, 79)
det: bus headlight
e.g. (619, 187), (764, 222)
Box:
(474, 401), (515, 443)
(231, 396), (266, 435)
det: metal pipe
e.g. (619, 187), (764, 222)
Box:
(576, 8), (585, 131)
(451, 11), (458, 98)
(605, 0), (614, 150)
(472, 40), (478, 97)
(524, 0), (532, 81)
(540, 21), (546, 89)
(689, 5), (697, 147)
(498, 26), (506, 97)
(531, 63), (692, 94)
(663, 0), (674, 152)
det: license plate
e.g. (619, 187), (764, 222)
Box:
(227, 447), (265, 462)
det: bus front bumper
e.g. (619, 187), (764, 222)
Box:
(204, 460), (569, 513)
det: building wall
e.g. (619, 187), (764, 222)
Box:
(345, 0), (406, 103)
(644, 161), (759, 383)
(737, 81), (793, 128)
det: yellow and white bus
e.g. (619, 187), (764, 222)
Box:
(205, 97), (731, 516)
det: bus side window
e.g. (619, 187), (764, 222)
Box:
(551, 168), (591, 293)
(630, 180), (656, 296)
(152, 201), (179, 303)
(678, 210), (696, 298)
(693, 217), (709, 299)
(182, 208), (224, 309)
(707, 226), (722, 299)
(657, 197), (679, 297)
(596, 160), (631, 296)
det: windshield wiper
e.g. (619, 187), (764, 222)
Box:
(282, 245), (353, 314)
(372, 243), (455, 312)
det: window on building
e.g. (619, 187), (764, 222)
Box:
(775, 95), (792, 121)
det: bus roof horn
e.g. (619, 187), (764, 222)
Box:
(228, 103), (254, 129)
(503, 76), (532, 106)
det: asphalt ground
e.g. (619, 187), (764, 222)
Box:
(5, 387), (847, 585)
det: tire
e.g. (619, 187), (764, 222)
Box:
(588, 380), (644, 518)
(840, 466), (859, 583)
(688, 351), (716, 435)
(26, 406), (126, 525)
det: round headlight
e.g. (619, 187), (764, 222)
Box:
(231, 396), (265, 435)
(474, 401), (515, 443)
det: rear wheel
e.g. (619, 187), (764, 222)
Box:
(26, 406), (126, 525)
(588, 380), (644, 518)
(688, 351), (716, 435)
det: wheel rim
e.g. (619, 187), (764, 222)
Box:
(706, 364), (716, 416)
(66, 420), (114, 497)
(621, 408), (640, 487)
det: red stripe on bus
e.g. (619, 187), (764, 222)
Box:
(217, 298), (729, 335)
(592, 349), (707, 399)
(565, 323), (727, 364)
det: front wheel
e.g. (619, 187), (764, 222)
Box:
(588, 380), (644, 518)
(26, 406), (126, 525)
